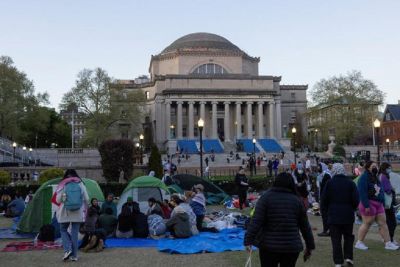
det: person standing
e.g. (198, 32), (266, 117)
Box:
(355, 161), (399, 250)
(244, 173), (315, 267)
(235, 167), (249, 210)
(54, 169), (89, 261)
(379, 162), (398, 245)
(272, 157), (280, 177)
(267, 157), (273, 177)
(321, 163), (359, 267)
(318, 162), (332, 237)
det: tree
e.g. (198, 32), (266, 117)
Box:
(309, 71), (384, 145)
(99, 139), (134, 182)
(60, 68), (146, 147)
(148, 145), (163, 178)
(0, 56), (49, 140)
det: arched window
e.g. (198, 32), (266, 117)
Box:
(191, 63), (227, 74)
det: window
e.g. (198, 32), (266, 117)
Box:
(145, 91), (150, 100)
(191, 63), (228, 74)
(291, 92), (296, 99)
(386, 113), (391, 121)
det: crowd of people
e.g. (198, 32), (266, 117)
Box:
(244, 157), (399, 267)
(49, 169), (207, 262)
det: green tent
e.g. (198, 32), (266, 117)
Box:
(18, 178), (104, 233)
(117, 176), (169, 214)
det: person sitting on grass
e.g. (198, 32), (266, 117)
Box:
(132, 204), (149, 238)
(169, 194), (198, 235)
(116, 205), (133, 238)
(160, 199), (171, 219)
(148, 210), (166, 238)
(98, 207), (118, 238)
(166, 205), (192, 238)
(100, 193), (117, 216)
(146, 197), (163, 217)
(5, 193), (25, 218)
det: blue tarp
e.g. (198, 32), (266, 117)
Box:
(105, 238), (158, 248)
(158, 228), (246, 254)
(0, 228), (35, 239)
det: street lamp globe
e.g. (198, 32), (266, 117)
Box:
(373, 119), (381, 128)
(12, 142), (17, 148)
(23, 146), (26, 151)
(292, 127), (297, 134)
(252, 138), (256, 144)
(29, 148), (33, 152)
(139, 134), (144, 140)
(136, 143), (140, 148)
(386, 138), (390, 143)
(198, 118), (204, 128)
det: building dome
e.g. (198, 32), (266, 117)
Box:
(161, 32), (242, 54)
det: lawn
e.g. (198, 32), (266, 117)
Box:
(0, 212), (399, 267)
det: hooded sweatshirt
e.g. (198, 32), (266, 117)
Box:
(166, 212), (192, 238)
(101, 200), (117, 216)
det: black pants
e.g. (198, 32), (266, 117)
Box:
(321, 207), (329, 233)
(238, 190), (247, 210)
(329, 224), (354, 265)
(259, 249), (299, 267)
(385, 208), (397, 242)
(196, 214), (204, 231)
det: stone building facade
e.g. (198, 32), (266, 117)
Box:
(113, 33), (307, 151)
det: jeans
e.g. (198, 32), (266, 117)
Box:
(259, 249), (299, 267)
(329, 224), (354, 265)
(60, 222), (80, 257)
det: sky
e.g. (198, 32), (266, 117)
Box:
(1, 0), (399, 109)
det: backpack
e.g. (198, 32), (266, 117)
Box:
(38, 224), (55, 242)
(64, 182), (82, 211)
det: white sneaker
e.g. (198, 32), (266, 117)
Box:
(63, 251), (72, 261)
(70, 257), (78, 262)
(335, 265), (342, 267)
(393, 240), (399, 246)
(355, 240), (368, 250)
(345, 259), (354, 265)
(385, 241), (399, 250)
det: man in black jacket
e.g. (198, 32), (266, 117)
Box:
(321, 163), (359, 267)
(244, 173), (315, 267)
(235, 167), (248, 210)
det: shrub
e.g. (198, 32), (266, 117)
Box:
(39, 168), (64, 184)
(148, 145), (163, 178)
(0, 170), (11, 185)
(99, 139), (134, 182)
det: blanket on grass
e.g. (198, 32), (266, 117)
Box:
(1, 241), (62, 252)
(0, 228), (36, 239)
(105, 238), (158, 248)
(158, 228), (246, 254)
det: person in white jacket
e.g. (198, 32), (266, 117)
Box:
(54, 169), (89, 262)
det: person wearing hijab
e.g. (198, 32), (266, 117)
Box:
(321, 163), (359, 267)
(244, 172), (315, 267)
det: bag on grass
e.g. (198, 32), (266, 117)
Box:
(38, 224), (55, 242)
(64, 182), (82, 211)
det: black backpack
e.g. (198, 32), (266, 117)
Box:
(38, 224), (55, 242)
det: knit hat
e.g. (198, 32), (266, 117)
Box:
(331, 163), (346, 177)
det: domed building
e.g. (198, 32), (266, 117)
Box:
(113, 33), (307, 154)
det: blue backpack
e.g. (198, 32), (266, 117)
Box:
(64, 182), (82, 211)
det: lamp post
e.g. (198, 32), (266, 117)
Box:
(386, 138), (390, 162)
(252, 138), (256, 156)
(23, 146), (26, 165)
(373, 119), (381, 165)
(170, 125), (175, 139)
(198, 118), (204, 178)
(12, 142), (17, 163)
(292, 127), (297, 165)
(29, 148), (33, 166)
(314, 129), (318, 152)
(139, 134), (144, 165)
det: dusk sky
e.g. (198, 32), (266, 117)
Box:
(1, 0), (399, 108)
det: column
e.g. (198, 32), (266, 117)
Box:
(165, 101), (171, 139)
(224, 101), (231, 141)
(247, 101), (253, 138)
(188, 101), (194, 139)
(212, 101), (218, 139)
(269, 101), (275, 137)
(200, 101), (206, 135)
(275, 100), (282, 139)
(258, 101), (264, 138)
(177, 101), (183, 139)
(235, 102), (242, 139)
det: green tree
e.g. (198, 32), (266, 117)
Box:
(39, 168), (64, 184)
(0, 56), (49, 140)
(148, 145), (163, 178)
(61, 68), (146, 147)
(309, 71), (384, 145)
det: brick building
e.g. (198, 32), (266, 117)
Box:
(381, 103), (400, 147)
